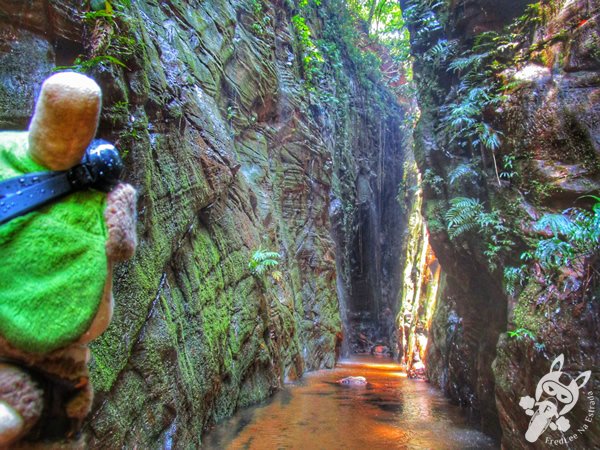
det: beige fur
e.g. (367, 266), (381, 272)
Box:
(0, 402), (24, 447)
(104, 183), (138, 261)
(0, 364), (43, 445)
(28, 73), (101, 170)
(79, 182), (137, 344)
(76, 263), (114, 345)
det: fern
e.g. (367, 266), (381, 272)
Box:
(507, 328), (535, 340)
(534, 214), (574, 237)
(439, 86), (503, 152)
(476, 123), (501, 151)
(448, 52), (487, 73)
(249, 249), (281, 276)
(445, 197), (514, 269)
(422, 168), (444, 194)
(424, 39), (458, 65)
(448, 163), (478, 185)
(506, 199), (600, 296)
(54, 55), (127, 73)
(535, 238), (573, 268)
(503, 265), (527, 295)
(532, 201), (600, 270)
(499, 155), (517, 180)
(445, 197), (484, 239)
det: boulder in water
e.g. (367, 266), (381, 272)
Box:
(336, 376), (367, 386)
(371, 344), (391, 356)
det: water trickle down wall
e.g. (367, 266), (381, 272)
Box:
(335, 95), (408, 356)
(395, 156), (443, 371)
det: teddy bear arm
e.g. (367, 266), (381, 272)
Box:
(104, 183), (137, 262)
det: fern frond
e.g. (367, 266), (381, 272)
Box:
(534, 214), (574, 237)
(445, 197), (484, 239)
(535, 238), (573, 268)
(249, 249), (281, 276)
(448, 52), (488, 73)
(448, 163), (478, 185)
(476, 123), (501, 150)
(504, 265), (527, 296)
(424, 39), (458, 64)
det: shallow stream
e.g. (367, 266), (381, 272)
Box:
(203, 356), (498, 449)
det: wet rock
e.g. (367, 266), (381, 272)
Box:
(0, 0), (84, 43)
(533, 160), (600, 202)
(336, 376), (367, 386)
(0, 25), (54, 129)
(371, 344), (391, 357)
(402, 0), (600, 444)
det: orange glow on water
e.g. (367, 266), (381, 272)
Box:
(203, 356), (498, 449)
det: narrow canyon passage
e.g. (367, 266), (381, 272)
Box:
(203, 356), (497, 449)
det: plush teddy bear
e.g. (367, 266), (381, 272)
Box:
(0, 72), (137, 447)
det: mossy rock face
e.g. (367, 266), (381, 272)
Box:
(494, 284), (600, 450)
(403, 0), (600, 444)
(0, 0), (419, 445)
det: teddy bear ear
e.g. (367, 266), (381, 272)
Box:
(27, 72), (102, 171)
(550, 354), (564, 373)
(575, 371), (591, 389)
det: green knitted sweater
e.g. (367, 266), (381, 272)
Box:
(0, 132), (108, 354)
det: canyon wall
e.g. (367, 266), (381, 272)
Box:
(0, 0), (408, 446)
(402, 0), (600, 445)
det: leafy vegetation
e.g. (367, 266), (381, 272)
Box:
(533, 198), (600, 270)
(55, 55), (127, 73)
(507, 327), (535, 340)
(421, 168), (443, 195)
(503, 265), (527, 296)
(292, 14), (325, 88)
(499, 155), (517, 181)
(445, 197), (514, 269)
(424, 7), (550, 187)
(445, 197), (485, 239)
(249, 0), (272, 36)
(249, 249), (282, 282)
(56, 0), (139, 73)
(347, 0), (404, 34)
(438, 33), (510, 185)
(402, 0), (445, 46)
(344, 0), (412, 89)
(448, 162), (478, 186)
(503, 197), (600, 295)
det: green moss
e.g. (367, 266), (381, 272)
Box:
(423, 199), (446, 234)
(512, 281), (546, 334)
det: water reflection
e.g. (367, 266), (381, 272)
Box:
(203, 355), (498, 449)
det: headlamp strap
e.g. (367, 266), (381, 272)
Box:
(0, 139), (123, 226)
(0, 171), (74, 225)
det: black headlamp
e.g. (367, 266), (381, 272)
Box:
(0, 139), (123, 225)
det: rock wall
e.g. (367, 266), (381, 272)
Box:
(0, 0), (408, 446)
(395, 156), (443, 368)
(332, 69), (407, 356)
(402, 0), (600, 445)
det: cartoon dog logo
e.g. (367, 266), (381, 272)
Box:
(520, 354), (591, 443)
